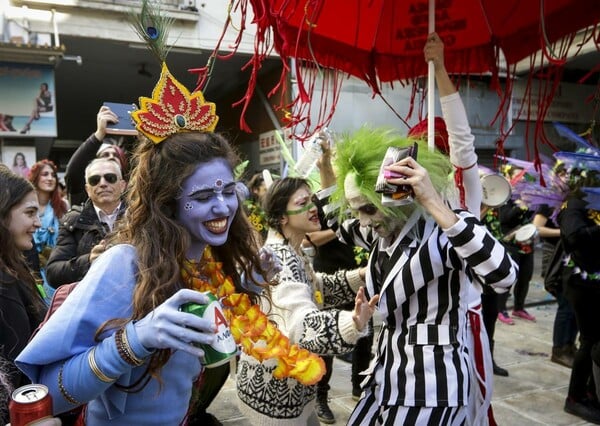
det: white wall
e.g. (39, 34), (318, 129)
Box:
(3, 0), (258, 53)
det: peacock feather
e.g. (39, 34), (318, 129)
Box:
(129, 0), (174, 62)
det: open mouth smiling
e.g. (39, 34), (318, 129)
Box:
(204, 218), (228, 234)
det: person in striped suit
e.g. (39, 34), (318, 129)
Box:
(334, 33), (507, 425)
(332, 126), (517, 425)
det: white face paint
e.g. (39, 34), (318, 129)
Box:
(347, 194), (402, 239)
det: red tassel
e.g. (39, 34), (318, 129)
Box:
(454, 166), (466, 210)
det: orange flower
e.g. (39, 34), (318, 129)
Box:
(224, 293), (252, 313)
(229, 315), (251, 341)
(291, 354), (326, 385)
(273, 357), (293, 379)
(244, 305), (268, 337)
(216, 276), (235, 298)
(182, 247), (325, 386)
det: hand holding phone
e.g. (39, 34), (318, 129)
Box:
(102, 102), (138, 135)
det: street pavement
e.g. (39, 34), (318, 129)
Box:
(207, 253), (592, 425)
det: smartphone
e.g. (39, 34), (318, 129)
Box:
(103, 102), (138, 135)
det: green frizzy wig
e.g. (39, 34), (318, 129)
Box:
(332, 126), (454, 221)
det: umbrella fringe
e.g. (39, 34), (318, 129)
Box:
(192, 0), (599, 170)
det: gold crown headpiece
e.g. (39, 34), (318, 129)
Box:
(131, 63), (219, 144)
(129, 0), (218, 144)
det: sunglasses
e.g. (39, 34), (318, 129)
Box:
(87, 173), (119, 186)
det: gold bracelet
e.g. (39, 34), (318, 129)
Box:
(58, 363), (82, 406)
(88, 347), (116, 383)
(115, 327), (145, 367)
(122, 327), (145, 366)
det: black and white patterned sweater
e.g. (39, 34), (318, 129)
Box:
(236, 230), (366, 425)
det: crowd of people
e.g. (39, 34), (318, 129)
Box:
(1, 30), (600, 426)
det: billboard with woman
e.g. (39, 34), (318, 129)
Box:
(0, 62), (57, 137)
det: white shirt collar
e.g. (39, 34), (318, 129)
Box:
(93, 203), (121, 231)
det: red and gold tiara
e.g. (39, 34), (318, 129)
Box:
(131, 63), (219, 144)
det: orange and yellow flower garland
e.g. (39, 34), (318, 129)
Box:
(181, 247), (325, 386)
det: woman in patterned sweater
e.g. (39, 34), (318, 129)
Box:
(236, 177), (379, 425)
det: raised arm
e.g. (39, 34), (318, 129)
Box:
(425, 32), (480, 216)
(65, 106), (118, 206)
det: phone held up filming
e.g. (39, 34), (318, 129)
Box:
(375, 143), (418, 206)
(103, 102), (138, 136)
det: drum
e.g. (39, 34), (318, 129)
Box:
(481, 174), (511, 207)
(514, 223), (538, 245)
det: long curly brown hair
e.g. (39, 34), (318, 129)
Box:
(28, 159), (67, 219)
(104, 131), (264, 381)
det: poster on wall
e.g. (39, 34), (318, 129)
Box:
(0, 62), (57, 137)
(1, 144), (36, 178)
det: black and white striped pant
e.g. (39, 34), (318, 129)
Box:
(349, 386), (467, 425)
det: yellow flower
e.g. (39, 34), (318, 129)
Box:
(182, 248), (325, 385)
(314, 290), (323, 305)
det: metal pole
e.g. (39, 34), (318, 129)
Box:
(51, 9), (59, 47)
(427, 0), (435, 151)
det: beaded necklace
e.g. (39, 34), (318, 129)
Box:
(181, 247), (325, 385)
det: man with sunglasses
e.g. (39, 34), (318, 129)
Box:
(46, 158), (127, 289)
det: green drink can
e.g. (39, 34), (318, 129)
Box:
(180, 292), (238, 368)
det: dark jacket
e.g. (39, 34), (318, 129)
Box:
(0, 271), (45, 424)
(312, 201), (360, 275)
(65, 133), (102, 207)
(45, 199), (126, 288)
(559, 196), (600, 277)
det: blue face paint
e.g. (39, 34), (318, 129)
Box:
(175, 158), (239, 259)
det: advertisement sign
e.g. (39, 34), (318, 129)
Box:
(0, 62), (57, 137)
(258, 129), (291, 167)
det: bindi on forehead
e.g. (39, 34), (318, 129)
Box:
(186, 179), (233, 196)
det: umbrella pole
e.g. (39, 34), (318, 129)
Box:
(427, 0), (435, 152)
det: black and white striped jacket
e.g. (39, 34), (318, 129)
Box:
(362, 211), (516, 408)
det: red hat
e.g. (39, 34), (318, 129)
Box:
(407, 117), (449, 155)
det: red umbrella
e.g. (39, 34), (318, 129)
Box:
(261, 0), (597, 83)
(213, 0), (599, 140)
